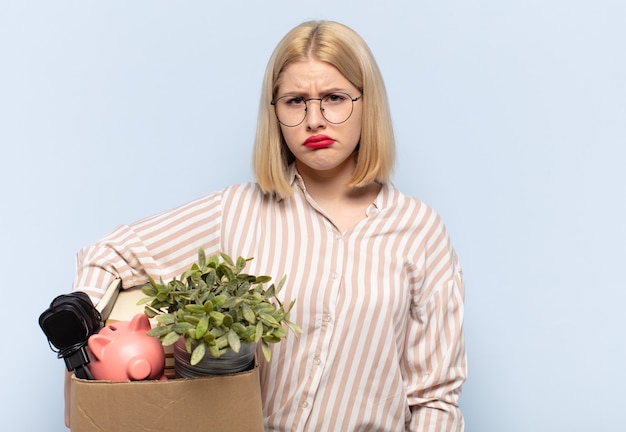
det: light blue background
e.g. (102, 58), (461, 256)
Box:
(1, 1), (624, 431)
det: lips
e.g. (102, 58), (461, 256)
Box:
(304, 135), (335, 149)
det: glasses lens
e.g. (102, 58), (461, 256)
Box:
(320, 93), (354, 124)
(274, 96), (307, 127)
(273, 93), (357, 127)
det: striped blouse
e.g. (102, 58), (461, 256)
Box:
(73, 166), (467, 431)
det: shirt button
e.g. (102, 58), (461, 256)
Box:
(301, 400), (309, 408)
(366, 204), (379, 216)
(335, 233), (343, 240)
(331, 272), (339, 279)
(324, 315), (332, 322)
(314, 357), (321, 366)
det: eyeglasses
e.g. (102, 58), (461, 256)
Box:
(271, 92), (362, 127)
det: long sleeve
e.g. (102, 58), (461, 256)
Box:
(72, 191), (224, 304)
(403, 220), (467, 431)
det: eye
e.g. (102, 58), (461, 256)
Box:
(283, 96), (306, 106)
(324, 93), (348, 104)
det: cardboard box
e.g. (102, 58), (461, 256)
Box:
(75, 281), (263, 430)
(70, 363), (264, 432)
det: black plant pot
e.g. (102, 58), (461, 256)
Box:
(173, 338), (256, 378)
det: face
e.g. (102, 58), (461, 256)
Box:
(275, 59), (362, 180)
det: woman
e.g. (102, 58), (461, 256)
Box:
(69, 20), (466, 431)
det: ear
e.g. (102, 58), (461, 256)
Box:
(129, 313), (151, 332)
(87, 335), (112, 360)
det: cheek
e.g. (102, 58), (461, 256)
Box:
(279, 126), (299, 155)
(348, 114), (363, 145)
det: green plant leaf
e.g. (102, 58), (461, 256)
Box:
(196, 315), (209, 339)
(162, 331), (180, 346)
(231, 322), (246, 335)
(236, 256), (247, 272)
(141, 284), (158, 297)
(136, 296), (153, 306)
(208, 254), (219, 268)
(146, 326), (173, 337)
(156, 314), (176, 325)
(198, 248), (206, 268)
(222, 314), (233, 327)
(261, 340), (272, 362)
(215, 334), (228, 349)
(209, 311), (225, 326)
(173, 322), (195, 333)
(255, 321), (263, 342)
(254, 275), (272, 284)
(218, 264), (235, 282)
(210, 327), (227, 338)
(223, 296), (244, 309)
(235, 280), (251, 297)
(190, 342), (207, 365)
(242, 304), (256, 324)
(227, 329), (241, 353)
(208, 344), (221, 358)
(220, 252), (234, 267)
(259, 312), (279, 327)
(212, 294), (227, 309)
(262, 334), (281, 344)
(276, 274), (287, 292)
(180, 268), (199, 281)
(203, 270), (217, 288)
(203, 300), (214, 313)
(285, 320), (303, 336)
(143, 306), (158, 318)
(181, 315), (200, 325)
(271, 326), (287, 339)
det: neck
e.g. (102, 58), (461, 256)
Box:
(295, 160), (379, 205)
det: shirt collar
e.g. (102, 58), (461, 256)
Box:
(285, 163), (395, 213)
(288, 163), (307, 193)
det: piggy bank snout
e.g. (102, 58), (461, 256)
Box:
(127, 356), (152, 381)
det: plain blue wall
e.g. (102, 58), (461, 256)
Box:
(1, 1), (624, 430)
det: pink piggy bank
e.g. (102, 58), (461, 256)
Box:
(87, 313), (166, 381)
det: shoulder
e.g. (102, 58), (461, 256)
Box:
(181, 182), (269, 207)
(381, 183), (444, 229)
(131, 182), (268, 228)
(221, 182), (274, 202)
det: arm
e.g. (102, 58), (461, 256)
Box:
(71, 191), (224, 303)
(65, 191), (224, 424)
(403, 225), (467, 431)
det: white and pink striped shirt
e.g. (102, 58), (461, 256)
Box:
(73, 166), (466, 431)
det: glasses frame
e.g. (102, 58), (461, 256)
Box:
(270, 92), (362, 127)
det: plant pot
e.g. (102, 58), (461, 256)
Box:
(173, 338), (256, 378)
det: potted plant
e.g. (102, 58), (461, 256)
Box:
(139, 249), (301, 375)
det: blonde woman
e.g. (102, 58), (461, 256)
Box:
(68, 20), (467, 431)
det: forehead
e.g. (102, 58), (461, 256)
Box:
(277, 59), (356, 94)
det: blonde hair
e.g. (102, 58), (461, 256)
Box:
(253, 20), (395, 198)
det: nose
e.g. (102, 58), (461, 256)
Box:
(305, 99), (326, 130)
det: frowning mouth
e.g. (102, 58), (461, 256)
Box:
(304, 135), (335, 149)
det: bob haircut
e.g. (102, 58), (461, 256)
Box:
(253, 20), (395, 198)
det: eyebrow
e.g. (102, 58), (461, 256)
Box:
(277, 87), (354, 97)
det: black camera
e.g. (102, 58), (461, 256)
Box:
(39, 291), (103, 379)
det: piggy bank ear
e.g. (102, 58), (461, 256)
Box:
(129, 313), (151, 332)
(88, 335), (112, 361)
